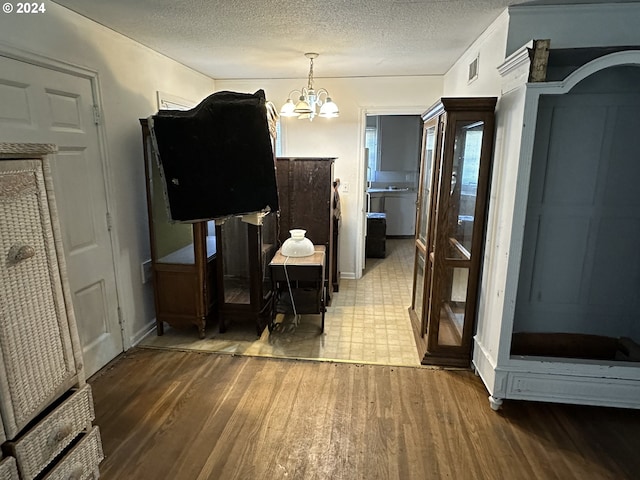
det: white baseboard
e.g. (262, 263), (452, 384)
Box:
(130, 319), (156, 348)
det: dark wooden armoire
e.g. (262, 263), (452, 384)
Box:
(276, 157), (338, 300)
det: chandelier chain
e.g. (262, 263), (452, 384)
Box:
(307, 57), (315, 90)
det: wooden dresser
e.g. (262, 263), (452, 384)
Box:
(0, 144), (103, 479)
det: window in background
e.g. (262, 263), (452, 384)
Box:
(365, 126), (378, 181)
(275, 120), (283, 156)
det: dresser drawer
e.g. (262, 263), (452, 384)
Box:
(42, 427), (103, 480)
(0, 456), (19, 480)
(11, 385), (94, 480)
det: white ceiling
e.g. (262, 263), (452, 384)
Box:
(51, 0), (617, 80)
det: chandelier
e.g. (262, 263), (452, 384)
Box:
(280, 53), (340, 121)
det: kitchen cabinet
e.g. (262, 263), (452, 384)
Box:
(378, 115), (422, 171)
(383, 192), (417, 236)
(0, 143), (103, 479)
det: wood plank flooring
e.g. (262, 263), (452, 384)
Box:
(90, 348), (640, 480)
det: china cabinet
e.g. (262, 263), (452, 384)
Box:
(410, 97), (496, 367)
(0, 143), (103, 479)
(275, 157), (337, 297)
(216, 212), (278, 335)
(140, 119), (217, 339)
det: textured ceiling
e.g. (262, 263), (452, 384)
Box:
(51, 0), (611, 80)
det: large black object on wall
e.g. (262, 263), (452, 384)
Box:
(149, 89), (279, 222)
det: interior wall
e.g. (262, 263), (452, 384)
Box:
(216, 76), (443, 278)
(443, 9), (509, 97)
(0, 3), (216, 347)
(506, 2), (640, 59)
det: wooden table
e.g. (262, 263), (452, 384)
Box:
(268, 245), (326, 332)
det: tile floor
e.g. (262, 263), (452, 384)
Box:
(139, 238), (421, 367)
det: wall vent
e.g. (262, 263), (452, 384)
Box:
(468, 55), (479, 83)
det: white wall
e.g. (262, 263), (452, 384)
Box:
(506, 2), (640, 57)
(217, 76), (443, 278)
(443, 10), (509, 97)
(0, 3), (216, 347)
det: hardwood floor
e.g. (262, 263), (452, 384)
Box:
(90, 348), (640, 480)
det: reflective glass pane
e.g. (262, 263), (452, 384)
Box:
(412, 249), (426, 321)
(220, 216), (250, 304)
(435, 266), (469, 346)
(206, 220), (216, 259)
(447, 121), (484, 257)
(418, 126), (436, 245)
(261, 213), (278, 292)
(149, 137), (194, 265)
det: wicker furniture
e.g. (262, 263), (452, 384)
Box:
(0, 144), (103, 479)
(0, 456), (18, 480)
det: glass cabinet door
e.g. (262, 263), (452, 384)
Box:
(147, 133), (196, 265)
(431, 119), (485, 348)
(141, 119), (216, 339)
(219, 216), (251, 305)
(412, 117), (440, 335)
(417, 122), (437, 247)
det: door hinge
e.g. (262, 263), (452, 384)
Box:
(92, 105), (102, 125)
(106, 212), (113, 231)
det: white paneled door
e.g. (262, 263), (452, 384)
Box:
(0, 54), (122, 376)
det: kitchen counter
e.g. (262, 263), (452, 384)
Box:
(367, 187), (413, 194)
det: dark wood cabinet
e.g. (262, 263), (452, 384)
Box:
(276, 157), (338, 298)
(410, 98), (496, 367)
(215, 212), (278, 335)
(140, 119), (217, 339)
(269, 245), (327, 333)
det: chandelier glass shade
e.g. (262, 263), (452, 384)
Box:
(280, 53), (339, 121)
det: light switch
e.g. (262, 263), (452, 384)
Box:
(141, 259), (152, 284)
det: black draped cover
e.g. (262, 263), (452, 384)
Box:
(149, 89), (279, 222)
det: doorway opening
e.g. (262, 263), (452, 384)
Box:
(363, 113), (422, 274)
